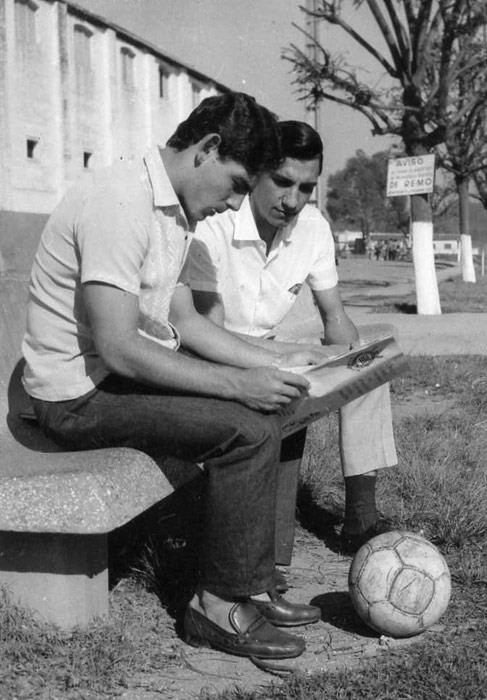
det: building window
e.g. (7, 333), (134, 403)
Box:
(444, 243), (452, 250)
(191, 82), (202, 108)
(26, 138), (39, 159)
(121, 47), (135, 89)
(73, 24), (93, 93)
(74, 25), (92, 69)
(83, 151), (92, 168)
(15, 0), (38, 54)
(159, 66), (169, 99)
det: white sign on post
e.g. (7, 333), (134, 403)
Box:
(386, 154), (435, 197)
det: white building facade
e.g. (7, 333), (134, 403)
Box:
(0, 0), (226, 216)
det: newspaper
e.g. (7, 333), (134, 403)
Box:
(281, 335), (408, 438)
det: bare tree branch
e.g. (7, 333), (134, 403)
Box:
(299, 1), (399, 76)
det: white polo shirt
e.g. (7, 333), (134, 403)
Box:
(184, 196), (338, 336)
(23, 147), (192, 401)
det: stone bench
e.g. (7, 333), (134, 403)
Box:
(0, 276), (200, 629)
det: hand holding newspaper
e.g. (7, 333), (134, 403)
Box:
(280, 334), (408, 437)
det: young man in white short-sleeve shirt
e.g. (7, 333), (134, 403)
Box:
(185, 121), (398, 580)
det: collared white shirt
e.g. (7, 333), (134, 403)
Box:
(184, 196), (338, 336)
(23, 147), (191, 400)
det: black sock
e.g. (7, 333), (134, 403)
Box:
(343, 474), (377, 535)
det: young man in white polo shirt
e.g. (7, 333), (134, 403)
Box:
(185, 121), (398, 583)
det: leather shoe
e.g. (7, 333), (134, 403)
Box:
(339, 520), (393, 554)
(252, 593), (321, 627)
(183, 602), (305, 659)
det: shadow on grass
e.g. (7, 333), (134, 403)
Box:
(364, 300), (418, 314)
(296, 482), (343, 554)
(394, 302), (417, 314)
(340, 279), (392, 288)
(109, 477), (204, 623)
(310, 591), (377, 637)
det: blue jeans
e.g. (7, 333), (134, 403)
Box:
(31, 374), (281, 599)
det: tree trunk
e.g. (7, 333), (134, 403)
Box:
(403, 126), (442, 314)
(457, 177), (476, 283)
(411, 193), (442, 315)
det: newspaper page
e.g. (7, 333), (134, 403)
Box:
(281, 335), (408, 437)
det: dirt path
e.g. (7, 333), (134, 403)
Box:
(276, 258), (487, 356)
(121, 529), (430, 699)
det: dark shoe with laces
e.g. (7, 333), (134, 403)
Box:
(183, 602), (305, 659)
(252, 592), (321, 627)
(339, 520), (393, 555)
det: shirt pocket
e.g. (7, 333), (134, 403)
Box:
(255, 273), (303, 330)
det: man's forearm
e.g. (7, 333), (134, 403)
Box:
(83, 281), (313, 413)
(313, 287), (359, 346)
(322, 315), (359, 346)
(175, 312), (282, 367)
(229, 331), (314, 354)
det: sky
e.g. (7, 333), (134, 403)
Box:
(74, 0), (393, 180)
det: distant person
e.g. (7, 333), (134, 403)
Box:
(332, 232), (340, 266)
(185, 120), (398, 586)
(22, 94), (330, 662)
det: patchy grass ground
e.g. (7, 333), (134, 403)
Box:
(371, 266), (487, 314)
(206, 355), (487, 699)
(1, 356), (486, 699)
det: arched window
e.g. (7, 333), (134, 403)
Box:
(121, 47), (135, 89)
(191, 81), (202, 109)
(14, 0), (38, 54)
(74, 24), (92, 69)
(73, 24), (93, 93)
(159, 65), (170, 99)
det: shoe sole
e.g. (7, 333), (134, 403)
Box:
(265, 616), (320, 628)
(184, 631), (305, 659)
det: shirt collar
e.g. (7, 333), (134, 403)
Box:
(143, 146), (181, 208)
(234, 196), (294, 245)
(234, 196), (262, 241)
(279, 221), (296, 244)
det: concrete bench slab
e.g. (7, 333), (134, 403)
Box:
(0, 276), (197, 628)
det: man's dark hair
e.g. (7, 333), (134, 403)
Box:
(167, 92), (281, 176)
(278, 121), (323, 174)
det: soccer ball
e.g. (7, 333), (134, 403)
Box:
(348, 531), (451, 638)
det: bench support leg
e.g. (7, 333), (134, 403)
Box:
(274, 458), (301, 566)
(0, 531), (108, 629)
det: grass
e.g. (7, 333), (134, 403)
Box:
(0, 580), (182, 699)
(1, 356), (486, 698)
(301, 356), (487, 558)
(0, 586), (135, 699)
(204, 355), (487, 699)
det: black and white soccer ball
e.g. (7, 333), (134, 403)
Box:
(348, 530), (451, 638)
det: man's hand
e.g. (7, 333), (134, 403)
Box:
(232, 367), (310, 412)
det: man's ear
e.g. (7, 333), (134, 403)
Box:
(194, 134), (221, 166)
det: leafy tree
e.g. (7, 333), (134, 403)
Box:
(433, 9), (487, 282)
(284, 0), (486, 314)
(326, 149), (409, 234)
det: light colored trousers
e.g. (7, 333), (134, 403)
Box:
(275, 325), (398, 564)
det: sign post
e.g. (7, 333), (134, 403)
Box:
(386, 154), (436, 197)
